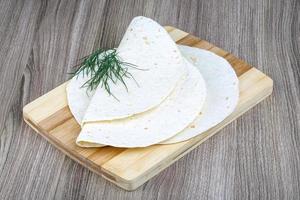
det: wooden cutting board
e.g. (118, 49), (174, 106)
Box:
(23, 26), (273, 191)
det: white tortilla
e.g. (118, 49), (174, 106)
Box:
(70, 16), (185, 125)
(161, 45), (239, 144)
(67, 74), (94, 123)
(76, 59), (206, 147)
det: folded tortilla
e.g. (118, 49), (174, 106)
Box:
(161, 45), (239, 143)
(76, 59), (206, 147)
(67, 16), (186, 125)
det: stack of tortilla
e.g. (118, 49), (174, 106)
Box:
(67, 16), (239, 148)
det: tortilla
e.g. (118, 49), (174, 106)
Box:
(76, 59), (206, 147)
(66, 73), (94, 123)
(70, 16), (185, 125)
(161, 45), (239, 144)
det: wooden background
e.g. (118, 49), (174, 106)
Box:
(0, 0), (299, 199)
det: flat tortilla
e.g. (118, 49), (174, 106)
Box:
(161, 45), (239, 144)
(72, 16), (185, 124)
(76, 59), (206, 147)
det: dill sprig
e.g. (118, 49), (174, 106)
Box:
(70, 48), (140, 98)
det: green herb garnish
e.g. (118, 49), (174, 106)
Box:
(71, 48), (141, 98)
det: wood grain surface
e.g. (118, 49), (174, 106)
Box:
(0, 0), (299, 199)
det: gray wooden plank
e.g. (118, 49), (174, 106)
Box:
(0, 0), (51, 199)
(0, 0), (299, 199)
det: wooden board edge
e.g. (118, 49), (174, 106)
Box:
(23, 113), (106, 178)
(23, 82), (69, 113)
(23, 113), (136, 190)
